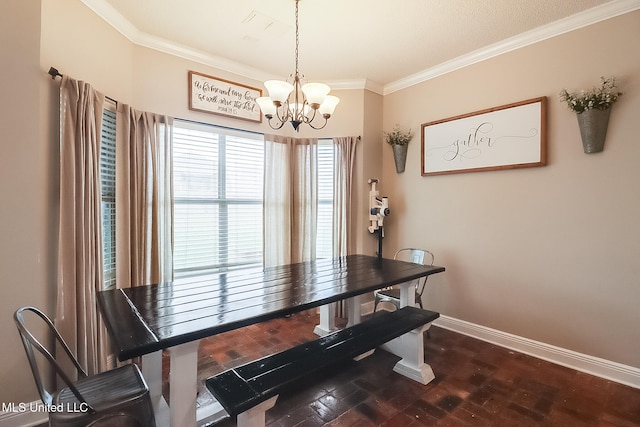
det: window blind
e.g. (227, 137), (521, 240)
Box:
(316, 140), (334, 258)
(100, 108), (117, 290)
(173, 121), (264, 275)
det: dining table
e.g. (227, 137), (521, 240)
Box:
(97, 254), (445, 427)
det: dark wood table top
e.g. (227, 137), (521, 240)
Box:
(97, 254), (445, 361)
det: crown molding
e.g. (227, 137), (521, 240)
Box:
(80, 0), (275, 83)
(80, 0), (139, 42)
(383, 0), (640, 95)
(323, 79), (384, 94)
(137, 31), (275, 82)
(82, 0), (640, 95)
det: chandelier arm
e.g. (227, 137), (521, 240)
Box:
(266, 100), (291, 130)
(305, 116), (329, 130)
(266, 116), (286, 130)
(275, 100), (292, 124)
(301, 104), (317, 124)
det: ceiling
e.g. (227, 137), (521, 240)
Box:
(86, 0), (634, 94)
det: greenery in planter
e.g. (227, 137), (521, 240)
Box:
(559, 76), (622, 113)
(384, 125), (413, 146)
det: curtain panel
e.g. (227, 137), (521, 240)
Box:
(332, 136), (359, 318)
(332, 136), (359, 257)
(56, 76), (108, 375)
(56, 85), (175, 374)
(263, 134), (318, 267)
(262, 134), (358, 318)
(116, 105), (174, 288)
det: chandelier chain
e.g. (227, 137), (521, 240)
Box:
(295, 0), (300, 78)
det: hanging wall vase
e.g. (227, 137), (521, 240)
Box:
(385, 125), (413, 173)
(576, 108), (611, 154)
(392, 144), (408, 173)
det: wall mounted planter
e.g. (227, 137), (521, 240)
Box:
(576, 108), (611, 154)
(392, 144), (408, 173)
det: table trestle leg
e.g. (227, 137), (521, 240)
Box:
(379, 280), (435, 385)
(170, 340), (200, 427)
(314, 303), (336, 336)
(142, 351), (170, 425)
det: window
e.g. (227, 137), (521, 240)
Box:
(103, 116), (335, 281)
(173, 121), (264, 276)
(100, 108), (117, 290)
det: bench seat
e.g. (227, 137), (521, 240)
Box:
(205, 306), (439, 418)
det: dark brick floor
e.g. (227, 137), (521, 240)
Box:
(162, 310), (640, 426)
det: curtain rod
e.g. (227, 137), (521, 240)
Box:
(48, 67), (118, 105)
(48, 67), (62, 79)
(48, 67), (361, 141)
(176, 117), (361, 140)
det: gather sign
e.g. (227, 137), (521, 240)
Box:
(189, 71), (262, 123)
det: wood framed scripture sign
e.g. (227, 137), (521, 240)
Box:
(188, 71), (262, 123)
(421, 97), (547, 176)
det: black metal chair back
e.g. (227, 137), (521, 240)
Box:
(14, 307), (91, 410)
(14, 306), (155, 427)
(374, 248), (435, 312)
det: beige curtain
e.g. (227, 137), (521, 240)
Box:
(56, 76), (109, 374)
(332, 136), (359, 317)
(116, 104), (174, 288)
(263, 134), (317, 267)
(332, 136), (359, 257)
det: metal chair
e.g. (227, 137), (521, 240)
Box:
(13, 307), (155, 427)
(374, 248), (434, 312)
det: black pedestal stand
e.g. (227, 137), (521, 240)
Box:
(376, 227), (383, 260)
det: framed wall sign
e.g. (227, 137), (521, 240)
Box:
(188, 71), (263, 123)
(421, 97), (547, 176)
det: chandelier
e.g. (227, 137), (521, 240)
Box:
(255, 0), (339, 132)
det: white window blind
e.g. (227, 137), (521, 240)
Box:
(173, 121), (264, 275)
(100, 108), (116, 290)
(316, 140), (334, 258)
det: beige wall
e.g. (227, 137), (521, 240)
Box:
(382, 11), (640, 367)
(1, 0), (138, 405)
(358, 90), (384, 255)
(0, 0), (50, 405)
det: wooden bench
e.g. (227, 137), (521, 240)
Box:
(205, 306), (439, 427)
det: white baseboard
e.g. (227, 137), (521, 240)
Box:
(362, 302), (640, 389)
(433, 315), (640, 389)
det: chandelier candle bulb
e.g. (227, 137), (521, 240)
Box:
(319, 95), (340, 118)
(256, 97), (277, 117)
(264, 80), (294, 106)
(301, 83), (330, 108)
